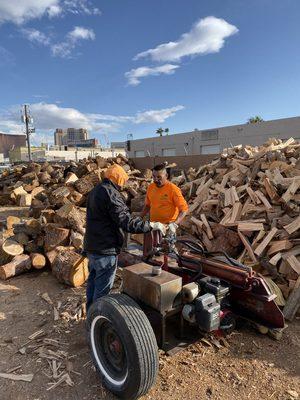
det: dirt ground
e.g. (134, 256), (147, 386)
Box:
(0, 269), (299, 400)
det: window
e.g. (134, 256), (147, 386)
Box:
(134, 150), (145, 158)
(201, 144), (220, 154)
(162, 148), (176, 156)
(201, 129), (219, 141)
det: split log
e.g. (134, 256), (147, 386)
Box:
(51, 249), (88, 287)
(254, 227), (278, 256)
(19, 193), (32, 207)
(13, 219), (42, 237)
(70, 230), (84, 249)
(44, 224), (70, 251)
(283, 276), (300, 321)
(30, 253), (46, 269)
(21, 172), (37, 185)
(38, 171), (51, 184)
(74, 176), (94, 195)
(0, 254), (31, 280)
(284, 216), (300, 235)
(65, 172), (78, 184)
(55, 204), (85, 234)
(40, 209), (56, 223)
(31, 187), (45, 198)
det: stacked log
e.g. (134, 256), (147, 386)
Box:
(0, 140), (299, 311)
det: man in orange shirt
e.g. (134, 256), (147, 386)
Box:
(141, 163), (188, 233)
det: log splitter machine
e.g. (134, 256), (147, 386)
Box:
(86, 229), (285, 399)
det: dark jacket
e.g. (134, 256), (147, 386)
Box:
(84, 178), (151, 255)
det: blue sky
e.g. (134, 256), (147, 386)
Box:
(0, 0), (299, 146)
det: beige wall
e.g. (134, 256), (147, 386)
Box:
(127, 116), (300, 158)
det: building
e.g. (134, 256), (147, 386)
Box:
(111, 141), (126, 149)
(54, 128), (89, 147)
(127, 116), (300, 158)
(0, 132), (26, 158)
(9, 147), (46, 163)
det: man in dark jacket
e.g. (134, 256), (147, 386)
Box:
(84, 164), (164, 310)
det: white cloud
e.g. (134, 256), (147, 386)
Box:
(21, 28), (50, 46)
(68, 26), (95, 41)
(134, 106), (185, 124)
(47, 4), (62, 17)
(0, 0), (59, 24)
(135, 16), (238, 62)
(51, 26), (95, 58)
(125, 64), (179, 86)
(0, 0), (101, 25)
(63, 0), (101, 16)
(0, 103), (185, 143)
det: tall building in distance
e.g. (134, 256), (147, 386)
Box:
(54, 128), (90, 147)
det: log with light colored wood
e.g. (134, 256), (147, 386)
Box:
(44, 224), (70, 252)
(55, 203), (85, 234)
(6, 216), (20, 230)
(65, 172), (78, 184)
(254, 227), (278, 256)
(0, 254), (31, 280)
(51, 249), (88, 287)
(19, 193), (32, 207)
(284, 216), (300, 235)
(238, 231), (257, 262)
(0, 238), (24, 265)
(200, 214), (213, 239)
(286, 255), (300, 275)
(30, 253), (46, 269)
(267, 240), (293, 256)
(283, 276), (300, 321)
(255, 190), (273, 210)
(237, 222), (264, 232)
(70, 230), (83, 250)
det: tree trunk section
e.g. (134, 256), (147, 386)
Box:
(30, 253), (46, 269)
(0, 254), (31, 280)
(0, 238), (24, 265)
(51, 249), (88, 287)
(44, 224), (70, 251)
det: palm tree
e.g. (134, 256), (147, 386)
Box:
(247, 116), (264, 124)
(164, 128), (169, 135)
(156, 127), (164, 137)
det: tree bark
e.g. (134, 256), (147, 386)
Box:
(0, 254), (31, 280)
(44, 224), (70, 251)
(51, 249), (88, 287)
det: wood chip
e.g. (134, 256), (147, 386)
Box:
(0, 372), (34, 382)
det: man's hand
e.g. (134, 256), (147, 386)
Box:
(168, 222), (178, 234)
(150, 222), (167, 235)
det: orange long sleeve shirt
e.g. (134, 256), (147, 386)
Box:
(145, 181), (188, 223)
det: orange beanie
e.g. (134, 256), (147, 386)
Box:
(105, 164), (129, 187)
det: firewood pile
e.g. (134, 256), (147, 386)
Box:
(0, 154), (151, 285)
(0, 138), (299, 319)
(173, 137), (300, 317)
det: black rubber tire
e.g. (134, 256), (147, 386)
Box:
(87, 293), (159, 399)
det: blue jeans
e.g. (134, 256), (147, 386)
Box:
(86, 254), (117, 311)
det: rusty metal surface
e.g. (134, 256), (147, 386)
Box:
(122, 262), (182, 314)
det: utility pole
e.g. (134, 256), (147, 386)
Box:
(22, 104), (34, 162)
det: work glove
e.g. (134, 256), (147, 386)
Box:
(168, 222), (178, 235)
(150, 222), (167, 236)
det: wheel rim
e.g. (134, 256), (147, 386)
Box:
(91, 316), (128, 386)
